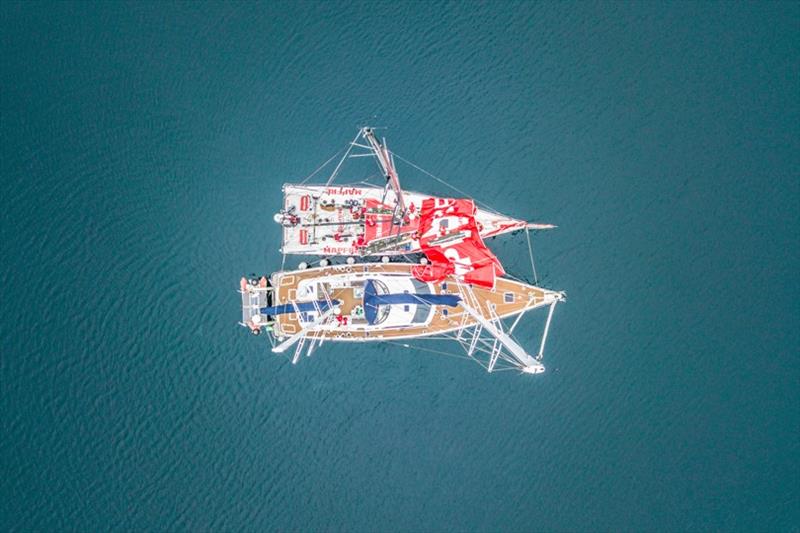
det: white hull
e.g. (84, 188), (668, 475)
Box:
(279, 184), (528, 256)
(240, 262), (564, 373)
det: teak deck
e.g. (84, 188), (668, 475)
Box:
(271, 263), (552, 341)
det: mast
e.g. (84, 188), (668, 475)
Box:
(362, 127), (406, 214)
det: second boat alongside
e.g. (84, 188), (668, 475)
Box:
(275, 127), (554, 257)
(241, 262), (564, 374)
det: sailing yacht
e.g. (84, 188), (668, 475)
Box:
(276, 128), (554, 257)
(240, 263), (564, 374)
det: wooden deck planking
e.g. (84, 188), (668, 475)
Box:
(270, 263), (550, 341)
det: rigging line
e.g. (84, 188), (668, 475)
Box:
(325, 130), (362, 186)
(412, 326), (519, 370)
(394, 336), (459, 342)
(525, 228), (539, 285)
(362, 173), (382, 184)
(382, 341), (474, 361)
(379, 179), (390, 206)
(389, 151), (502, 215)
(333, 181), (374, 190)
(299, 150), (342, 185)
(488, 365), (519, 373)
(503, 269), (536, 286)
(334, 178), (381, 189)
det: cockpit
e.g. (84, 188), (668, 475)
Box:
(293, 274), (460, 330)
(362, 278), (460, 327)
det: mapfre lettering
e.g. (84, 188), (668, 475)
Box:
(326, 187), (360, 196)
(322, 245), (352, 254)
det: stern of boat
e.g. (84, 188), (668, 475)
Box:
(240, 276), (273, 335)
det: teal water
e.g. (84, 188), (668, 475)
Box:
(2, 2), (798, 530)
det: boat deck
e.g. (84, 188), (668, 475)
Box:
(280, 184), (528, 256)
(271, 263), (556, 341)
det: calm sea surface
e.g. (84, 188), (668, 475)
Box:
(2, 2), (798, 531)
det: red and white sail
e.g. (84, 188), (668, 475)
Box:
(411, 198), (505, 288)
